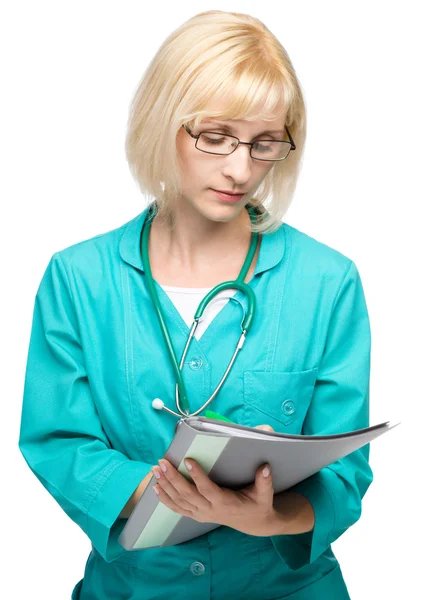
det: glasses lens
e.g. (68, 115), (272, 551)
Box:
(251, 141), (292, 160)
(196, 132), (291, 160)
(196, 132), (237, 155)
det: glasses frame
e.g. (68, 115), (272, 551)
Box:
(182, 123), (296, 162)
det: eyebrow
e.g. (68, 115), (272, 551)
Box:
(202, 121), (285, 137)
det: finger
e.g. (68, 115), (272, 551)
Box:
(184, 458), (220, 503)
(158, 460), (212, 510)
(254, 463), (274, 507)
(153, 484), (194, 518)
(153, 466), (197, 511)
(255, 424), (274, 432)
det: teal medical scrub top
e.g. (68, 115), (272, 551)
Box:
(19, 204), (373, 600)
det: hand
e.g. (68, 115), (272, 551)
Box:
(151, 423), (280, 537)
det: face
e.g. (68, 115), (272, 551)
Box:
(175, 102), (287, 224)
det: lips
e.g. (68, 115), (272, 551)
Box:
(211, 189), (244, 203)
(212, 189), (245, 195)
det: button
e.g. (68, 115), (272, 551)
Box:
(281, 399), (295, 416)
(190, 561), (205, 576)
(189, 357), (203, 370)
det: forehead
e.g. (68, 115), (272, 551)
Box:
(200, 119), (286, 137)
(202, 116), (283, 125)
(197, 96), (287, 126)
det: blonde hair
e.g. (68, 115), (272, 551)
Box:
(125, 10), (307, 234)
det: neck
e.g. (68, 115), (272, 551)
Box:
(149, 204), (252, 273)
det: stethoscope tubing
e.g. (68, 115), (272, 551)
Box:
(140, 203), (260, 417)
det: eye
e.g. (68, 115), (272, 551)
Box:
(200, 133), (226, 145)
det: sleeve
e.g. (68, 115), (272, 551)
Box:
(18, 252), (154, 563)
(270, 260), (374, 570)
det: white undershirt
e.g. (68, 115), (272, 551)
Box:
(159, 284), (238, 340)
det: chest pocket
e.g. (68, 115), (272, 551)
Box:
(242, 367), (318, 434)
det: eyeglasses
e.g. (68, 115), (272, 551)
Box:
(182, 124), (296, 162)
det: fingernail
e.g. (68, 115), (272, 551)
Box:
(159, 461), (167, 473)
(153, 485), (159, 495)
(152, 467), (161, 479)
(184, 460), (192, 470)
(263, 465), (271, 477)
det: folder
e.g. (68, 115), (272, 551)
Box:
(118, 416), (398, 551)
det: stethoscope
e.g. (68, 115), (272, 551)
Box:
(140, 203), (261, 418)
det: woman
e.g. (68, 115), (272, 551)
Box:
(19, 10), (372, 600)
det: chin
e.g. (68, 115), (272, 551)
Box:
(204, 205), (243, 223)
(182, 194), (244, 223)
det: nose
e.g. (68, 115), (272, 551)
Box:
(223, 142), (253, 181)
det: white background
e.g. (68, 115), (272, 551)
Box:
(2, 1), (427, 598)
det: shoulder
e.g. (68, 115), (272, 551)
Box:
(56, 218), (131, 265)
(40, 211), (143, 290)
(282, 221), (355, 271)
(277, 222), (361, 290)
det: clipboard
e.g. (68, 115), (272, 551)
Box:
(118, 416), (398, 550)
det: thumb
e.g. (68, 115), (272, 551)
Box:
(255, 463), (273, 499)
(255, 424), (274, 432)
